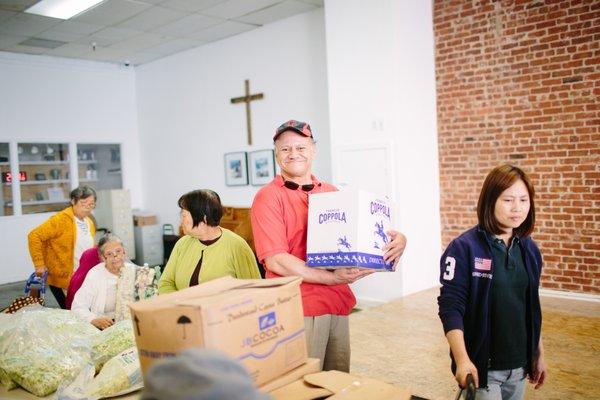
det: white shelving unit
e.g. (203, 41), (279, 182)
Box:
(18, 161), (69, 165)
(2, 143), (123, 215)
(6, 199), (68, 206)
(3, 179), (69, 186)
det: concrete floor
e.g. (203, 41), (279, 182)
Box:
(350, 287), (600, 400)
(1, 283), (599, 399)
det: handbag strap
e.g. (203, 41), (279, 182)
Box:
(24, 271), (47, 296)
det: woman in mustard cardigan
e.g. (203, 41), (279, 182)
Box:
(28, 186), (97, 308)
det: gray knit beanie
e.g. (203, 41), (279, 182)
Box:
(141, 348), (272, 400)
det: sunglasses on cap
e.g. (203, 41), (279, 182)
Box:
(283, 180), (315, 192)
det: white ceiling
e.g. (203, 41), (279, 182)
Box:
(0, 0), (323, 66)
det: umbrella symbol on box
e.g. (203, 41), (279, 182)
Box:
(177, 315), (192, 339)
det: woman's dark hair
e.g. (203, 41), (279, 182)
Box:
(70, 186), (96, 203)
(477, 164), (536, 237)
(178, 189), (223, 227)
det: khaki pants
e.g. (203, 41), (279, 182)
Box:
(304, 315), (350, 372)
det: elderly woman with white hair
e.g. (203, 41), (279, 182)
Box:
(71, 233), (137, 330)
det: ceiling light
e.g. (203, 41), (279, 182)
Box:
(20, 37), (67, 49)
(25, 0), (105, 20)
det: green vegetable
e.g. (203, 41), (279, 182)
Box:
(88, 347), (142, 397)
(0, 367), (17, 390)
(2, 346), (89, 397)
(92, 320), (135, 370)
(0, 305), (139, 397)
(0, 307), (95, 396)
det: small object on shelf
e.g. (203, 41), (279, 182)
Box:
(2, 171), (27, 183)
(34, 173), (46, 181)
(35, 192), (44, 201)
(43, 154), (56, 161)
(49, 169), (61, 180)
(47, 187), (65, 201)
(80, 150), (95, 161)
(0, 156), (7, 162)
(86, 165), (97, 180)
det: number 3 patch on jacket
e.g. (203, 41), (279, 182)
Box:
(443, 256), (456, 280)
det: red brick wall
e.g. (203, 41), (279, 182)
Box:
(433, 0), (599, 294)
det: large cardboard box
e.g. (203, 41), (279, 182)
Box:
(129, 276), (307, 386)
(307, 190), (395, 270)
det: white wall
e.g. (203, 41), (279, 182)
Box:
(0, 3), (441, 301)
(135, 9), (331, 227)
(325, 0), (441, 301)
(0, 52), (142, 284)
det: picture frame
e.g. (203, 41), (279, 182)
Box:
(249, 149), (276, 186)
(224, 152), (248, 186)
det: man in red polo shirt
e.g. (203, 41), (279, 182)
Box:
(251, 120), (407, 372)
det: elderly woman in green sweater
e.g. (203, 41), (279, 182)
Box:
(158, 189), (261, 293)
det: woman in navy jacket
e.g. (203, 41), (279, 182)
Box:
(438, 165), (547, 399)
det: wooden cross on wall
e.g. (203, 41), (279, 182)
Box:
(230, 79), (264, 145)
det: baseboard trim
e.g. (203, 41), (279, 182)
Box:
(539, 288), (600, 302)
(357, 289), (600, 307)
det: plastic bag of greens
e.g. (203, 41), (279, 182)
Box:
(0, 307), (95, 397)
(0, 368), (16, 390)
(89, 347), (142, 397)
(55, 363), (95, 400)
(0, 312), (18, 389)
(57, 347), (142, 400)
(2, 345), (90, 397)
(92, 319), (136, 370)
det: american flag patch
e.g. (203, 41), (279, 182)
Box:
(474, 257), (492, 271)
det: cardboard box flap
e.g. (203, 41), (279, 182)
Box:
(270, 371), (412, 400)
(261, 358), (321, 393)
(304, 371), (411, 400)
(240, 276), (301, 288)
(175, 276), (302, 307)
(129, 276), (252, 311)
(269, 379), (332, 400)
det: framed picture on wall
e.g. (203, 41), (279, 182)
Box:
(224, 152), (248, 186)
(249, 149), (275, 186)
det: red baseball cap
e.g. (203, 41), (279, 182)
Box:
(273, 120), (313, 141)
